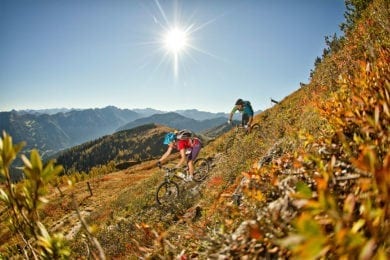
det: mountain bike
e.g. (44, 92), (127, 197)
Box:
(155, 158), (210, 205)
(224, 123), (263, 153)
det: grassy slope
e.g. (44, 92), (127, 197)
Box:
(86, 0), (388, 258)
(1, 0), (388, 258)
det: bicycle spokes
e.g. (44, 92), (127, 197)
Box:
(193, 158), (209, 182)
(156, 181), (179, 205)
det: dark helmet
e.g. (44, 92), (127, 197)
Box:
(176, 129), (192, 139)
(235, 98), (244, 106)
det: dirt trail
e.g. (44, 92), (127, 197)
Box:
(45, 163), (156, 239)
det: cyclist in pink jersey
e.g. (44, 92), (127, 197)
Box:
(157, 130), (202, 181)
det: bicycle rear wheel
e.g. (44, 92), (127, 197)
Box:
(193, 158), (210, 182)
(156, 181), (179, 205)
(251, 123), (265, 139)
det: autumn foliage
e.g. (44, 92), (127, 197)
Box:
(0, 0), (389, 258)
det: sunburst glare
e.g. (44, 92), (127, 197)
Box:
(137, 0), (219, 80)
(164, 27), (188, 54)
(163, 27), (188, 77)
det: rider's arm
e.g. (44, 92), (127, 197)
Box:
(158, 143), (174, 163)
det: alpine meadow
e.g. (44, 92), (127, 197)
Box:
(1, 0), (390, 258)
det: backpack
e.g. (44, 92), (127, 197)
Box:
(243, 101), (254, 114)
(243, 100), (252, 108)
(163, 132), (176, 145)
(176, 129), (193, 140)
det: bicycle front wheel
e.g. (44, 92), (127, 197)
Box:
(193, 158), (210, 182)
(156, 181), (179, 205)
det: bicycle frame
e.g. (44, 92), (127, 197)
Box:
(156, 159), (210, 205)
(162, 167), (179, 181)
(162, 160), (208, 183)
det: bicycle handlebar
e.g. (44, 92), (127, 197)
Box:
(161, 166), (175, 172)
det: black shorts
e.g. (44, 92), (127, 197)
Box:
(242, 113), (249, 126)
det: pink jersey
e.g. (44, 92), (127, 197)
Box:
(176, 137), (201, 150)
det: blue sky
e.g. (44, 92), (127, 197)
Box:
(0, 0), (345, 113)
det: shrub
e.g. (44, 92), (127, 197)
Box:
(0, 131), (70, 259)
(282, 32), (390, 259)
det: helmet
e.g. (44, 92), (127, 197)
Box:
(176, 129), (192, 140)
(235, 98), (244, 106)
(163, 132), (176, 145)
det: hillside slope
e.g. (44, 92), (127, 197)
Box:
(77, 0), (387, 258)
(55, 124), (173, 173)
(0, 0), (389, 259)
(54, 122), (230, 174)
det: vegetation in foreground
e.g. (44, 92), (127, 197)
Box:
(1, 0), (389, 258)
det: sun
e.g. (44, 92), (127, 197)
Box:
(164, 27), (188, 54)
(162, 26), (189, 78)
(145, 0), (218, 79)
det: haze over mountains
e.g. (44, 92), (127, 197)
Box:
(56, 123), (172, 173)
(117, 112), (227, 132)
(0, 106), (230, 157)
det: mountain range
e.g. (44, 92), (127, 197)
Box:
(1, 1), (388, 258)
(116, 112), (228, 132)
(0, 106), (230, 158)
(55, 123), (172, 173)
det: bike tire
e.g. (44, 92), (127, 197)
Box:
(251, 123), (264, 139)
(156, 181), (179, 205)
(193, 158), (210, 182)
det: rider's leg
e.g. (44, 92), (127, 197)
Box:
(187, 142), (201, 178)
(242, 114), (250, 133)
(188, 160), (194, 178)
(242, 114), (249, 127)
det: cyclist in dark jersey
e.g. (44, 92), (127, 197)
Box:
(228, 98), (254, 129)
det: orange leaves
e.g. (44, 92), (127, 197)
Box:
(352, 146), (378, 173)
(373, 152), (390, 202)
(358, 178), (372, 192)
(248, 190), (265, 202)
(281, 3), (390, 260)
(315, 176), (328, 191)
(343, 194), (356, 222)
(241, 170), (253, 180)
(249, 223), (263, 240)
(241, 171), (265, 203)
(207, 176), (223, 188)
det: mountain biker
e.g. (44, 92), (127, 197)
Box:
(227, 98), (254, 130)
(157, 130), (202, 181)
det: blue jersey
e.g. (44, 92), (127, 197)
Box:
(231, 101), (254, 116)
(242, 101), (254, 116)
